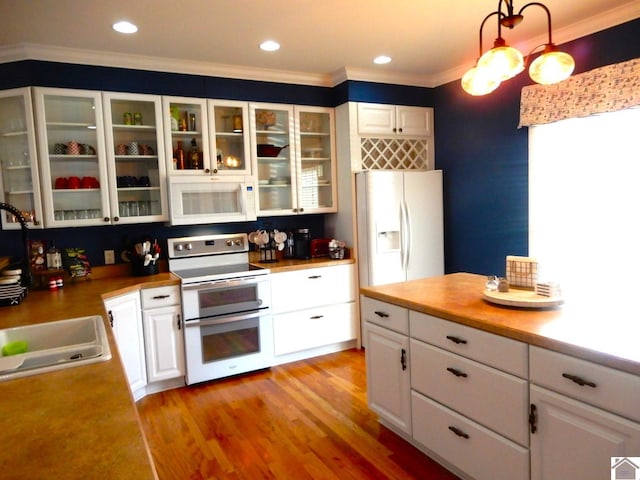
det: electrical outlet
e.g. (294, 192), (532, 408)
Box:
(104, 250), (115, 265)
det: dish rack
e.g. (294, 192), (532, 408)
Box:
(0, 283), (27, 307)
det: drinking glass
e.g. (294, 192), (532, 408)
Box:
(128, 201), (139, 217)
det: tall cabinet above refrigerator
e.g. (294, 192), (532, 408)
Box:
(356, 169), (444, 287)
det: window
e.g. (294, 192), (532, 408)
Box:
(528, 107), (640, 304)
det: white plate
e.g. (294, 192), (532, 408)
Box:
(2, 269), (21, 276)
(0, 276), (20, 285)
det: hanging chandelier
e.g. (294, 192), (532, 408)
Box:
(462, 1), (575, 96)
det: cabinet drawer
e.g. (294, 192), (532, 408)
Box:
(361, 296), (408, 335)
(140, 285), (181, 309)
(410, 339), (528, 446)
(410, 311), (528, 378)
(530, 346), (640, 422)
(412, 391), (529, 480)
(271, 265), (355, 313)
(273, 302), (356, 356)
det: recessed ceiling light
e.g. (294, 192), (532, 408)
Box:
(260, 40), (280, 52)
(373, 55), (391, 65)
(374, 55), (392, 65)
(113, 21), (138, 34)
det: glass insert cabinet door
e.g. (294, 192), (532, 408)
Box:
(162, 96), (210, 175)
(250, 103), (295, 215)
(33, 87), (110, 226)
(0, 87), (43, 229)
(296, 106), (336, 213)
(102, 92), (168, 223)
(208, 100), (251, 176)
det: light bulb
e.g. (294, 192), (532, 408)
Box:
(529, 49), (575, 85)
(478, 44), (524, 81)
(462, 66), (501, 96)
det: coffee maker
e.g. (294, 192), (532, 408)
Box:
(293, 228), (311, 260)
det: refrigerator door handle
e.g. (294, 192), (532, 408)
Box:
(401, 200), (411, 272)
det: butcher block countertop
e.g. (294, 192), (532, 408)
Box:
(360, 272), (640, 376)
(0, 256), (352, 479)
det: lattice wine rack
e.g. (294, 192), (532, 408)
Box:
(360, 138), (429, 170)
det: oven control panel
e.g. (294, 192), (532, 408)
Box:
(167, 234), (247, 258)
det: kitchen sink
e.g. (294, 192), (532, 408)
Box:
(0, 315), (112, 381)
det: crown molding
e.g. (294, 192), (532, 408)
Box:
(332, 66), (435, 88)
(0, 43), (338, 87)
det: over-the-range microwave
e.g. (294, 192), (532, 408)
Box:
(168, 176), (257, 225)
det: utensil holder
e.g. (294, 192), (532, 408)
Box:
(131, 259), (159, 276)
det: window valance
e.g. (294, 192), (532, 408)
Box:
(519, 57), (640, 127)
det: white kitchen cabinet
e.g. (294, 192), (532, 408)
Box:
(357, 103), (432, 137)
(162, 96), (211, 174)
(34, 87), (111, 226)
(529, 347), (640, 480)
(102, 92), (168, 222)
(208, 99), (252, 176)
(365, 321), (412, 436)
(530, 385), (640, 480)
(104, 291), (147, 399)
(250, 103), (337, 215)
(141, 285), (185, 385)
(412, 390), (529, 480)
(271, 264), (357, 364)
(0, 87), (43, 229)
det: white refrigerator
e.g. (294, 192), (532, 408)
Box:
(356, 169), (444, 287)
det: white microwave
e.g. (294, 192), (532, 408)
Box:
(168, 176), (257, 225)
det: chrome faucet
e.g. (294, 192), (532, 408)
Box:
(0, 202), (32, 287)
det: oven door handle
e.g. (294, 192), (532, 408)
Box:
(182, 276), (265, 291)
(184, 310), (264, 328)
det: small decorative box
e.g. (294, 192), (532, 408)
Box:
(506, 255), (538, 289)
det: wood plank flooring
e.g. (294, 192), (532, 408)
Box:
(137, 348), (461, 480)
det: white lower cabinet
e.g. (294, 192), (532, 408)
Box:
(271, 264), (357, 364)
(530, 385), (640, 480)
(104, 285), (185, 401)
(365, 321), (412, 436)
(104, 291), (147, 399)
(412, 391), (529, 480)
(529, 347), (640, 480)
(141, 285), (185, 392)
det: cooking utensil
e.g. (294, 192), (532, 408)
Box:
(257, 144), (289, 157)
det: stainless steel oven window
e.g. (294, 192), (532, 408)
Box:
(199, 283), (257, 309)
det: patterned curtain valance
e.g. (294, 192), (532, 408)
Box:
(519, 57), (640, 127)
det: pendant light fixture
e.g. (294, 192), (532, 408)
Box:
(462, 1), (575, 95)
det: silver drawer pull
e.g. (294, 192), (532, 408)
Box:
(448, 426), (469, 439)
(152, 294), (170, 300)
(562, 373), (597, 388)
(446, 367), (468, 378)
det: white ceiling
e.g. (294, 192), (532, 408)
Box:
(1, 0), (639, 87)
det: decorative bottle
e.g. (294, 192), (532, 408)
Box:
(46, 241), (62, 270)
(190, 138), (200, 170)
(174, 141), (186, 170)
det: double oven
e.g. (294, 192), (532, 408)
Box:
(168, 234), (273, 385)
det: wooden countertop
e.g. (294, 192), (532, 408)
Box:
(0, 256), (350, 478)
(0, 272), (178, 480)
(360, 272), (640, 376)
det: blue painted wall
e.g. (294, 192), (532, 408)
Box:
(1, 17), (639, 275)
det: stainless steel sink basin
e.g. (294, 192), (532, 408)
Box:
(0, 315), (112, 381)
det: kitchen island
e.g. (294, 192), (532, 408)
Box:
(360, 272), (640, 375)
(360, 272), (640, 480)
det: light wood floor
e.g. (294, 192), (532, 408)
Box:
(137, 348), (461, 480)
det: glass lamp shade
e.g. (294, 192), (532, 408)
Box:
(529, 49), (575, 85)
(461, 66), (501, 96)
(478, 45), (524, 81)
